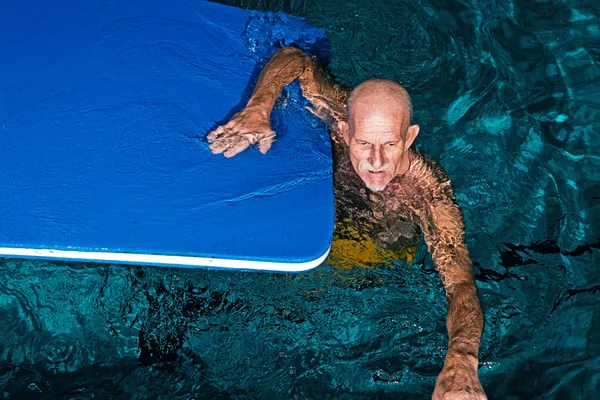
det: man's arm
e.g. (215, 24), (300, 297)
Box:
(410, 159), (486, 399)
(247, 47), (346, 123)
(208, 46), (346, 157)
(424, 198), (486, 400)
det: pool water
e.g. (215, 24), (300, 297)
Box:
(1, 0), (599, 398)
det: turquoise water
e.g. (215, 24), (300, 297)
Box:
(1, 0), (599, 398)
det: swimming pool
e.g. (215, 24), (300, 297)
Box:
(1, 0), (599, 398)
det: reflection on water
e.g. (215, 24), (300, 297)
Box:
(1, 0), (600, 398)
(0, 254), (449, 399)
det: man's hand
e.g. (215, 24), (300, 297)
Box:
(207, 47), (344, 157)
(207, 106), (276, 157)
(432, 362), (487, 400)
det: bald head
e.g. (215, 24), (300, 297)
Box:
(338, 79), (419, 192)
(346, 78), (413, 125)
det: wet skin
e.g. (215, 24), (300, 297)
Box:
(207, 47), (487, 400)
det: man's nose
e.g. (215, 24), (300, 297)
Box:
(369, 147), (385, 169)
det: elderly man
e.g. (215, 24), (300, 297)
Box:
(208, 47), (486, 400)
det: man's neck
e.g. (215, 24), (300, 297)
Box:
(395, 150), (413, 178)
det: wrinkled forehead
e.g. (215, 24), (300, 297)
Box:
(348, 106), (409, 140)
(349, 96), (410, 122)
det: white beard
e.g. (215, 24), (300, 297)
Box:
(365, 182), (387, 192)
(354, 160), (393, 192)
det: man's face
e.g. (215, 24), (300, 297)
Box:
(339, 108), (419, 192)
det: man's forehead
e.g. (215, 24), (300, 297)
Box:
(349, 109), (407, 136)
(347, 82), (412, 119)
(350, 107), (403, 122)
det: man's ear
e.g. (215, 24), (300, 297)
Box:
(338, 121), (350, 146)
(405, 124), (420, 150)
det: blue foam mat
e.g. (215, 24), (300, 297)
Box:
(0, 0), (334, 271)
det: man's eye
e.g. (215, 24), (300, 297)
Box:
(387, 142), (397, 147)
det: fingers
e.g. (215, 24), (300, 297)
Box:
(206, 126), (225, 142)
(208, 132), (233, 154)
(208, 128), (246, 155)
(258, 139), (272, 154)
(223, 138), (251, 158)
(258, 132), (276, 154)
(208, 126), (276, 157)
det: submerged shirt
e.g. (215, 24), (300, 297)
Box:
(331, 141), (421, 253)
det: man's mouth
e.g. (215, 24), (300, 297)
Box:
(367, 170), (387, 177)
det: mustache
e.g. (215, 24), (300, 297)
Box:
(362, 162), (392, 172)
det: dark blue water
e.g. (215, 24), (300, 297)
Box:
(1, 0), (599, 398)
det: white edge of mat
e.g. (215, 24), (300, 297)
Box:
(0, 246), (331, 272)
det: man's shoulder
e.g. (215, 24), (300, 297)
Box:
(409, 148), (456, 202)
(411, 149), (451, 181)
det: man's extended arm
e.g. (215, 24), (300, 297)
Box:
(425, 198), (486, 399)
(410, 165), (485, 399)
(208, 46), (346, 157)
